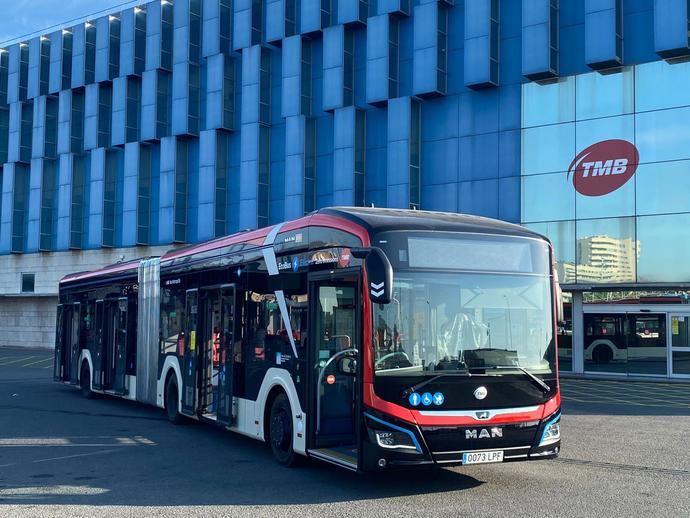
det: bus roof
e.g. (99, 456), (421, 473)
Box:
(60, 208), (547, 285)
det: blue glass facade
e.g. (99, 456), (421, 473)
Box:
(0, 0), (672, 257)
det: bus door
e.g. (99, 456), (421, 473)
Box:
(308, 272), (361, 468)
(112, 297), (129, 394)
(199, 287), (220, 417)
(68, 303), (82, 384)
(54, 304), (66, 381)
(217, 286), (236, 425)
(92, 300), (104, 390)
(181, 289), (199, 416)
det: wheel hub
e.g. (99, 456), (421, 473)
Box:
(271, 412), (288, 450)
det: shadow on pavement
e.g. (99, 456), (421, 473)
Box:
(0, 383), (484, 507)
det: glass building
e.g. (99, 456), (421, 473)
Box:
(0, 0), (689, 380)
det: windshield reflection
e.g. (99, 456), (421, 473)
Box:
(373, 271), (555, 376)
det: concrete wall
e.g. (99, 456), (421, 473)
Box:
(0, 245), (173, 349)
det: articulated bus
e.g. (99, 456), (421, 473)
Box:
(54, 207), (562, 471)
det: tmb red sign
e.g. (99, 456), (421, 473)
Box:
(567, 139), (639, 196)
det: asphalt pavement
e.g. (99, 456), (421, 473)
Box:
(1, 347), (689, 517)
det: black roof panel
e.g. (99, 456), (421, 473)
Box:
(317, 207), (547, 241)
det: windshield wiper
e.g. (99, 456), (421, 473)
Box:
(401, 370), (470, 399)
(485, 364), (551, 394)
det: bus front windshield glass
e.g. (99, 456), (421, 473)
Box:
(373, 271), (555, 377)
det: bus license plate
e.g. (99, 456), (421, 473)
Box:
(462, 451), (504, 465)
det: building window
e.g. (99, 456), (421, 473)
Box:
(39, 160), (56, 251)
(60, 32), (73, 90)
(549, 0), (559, 74)
(215, 133), (229, 238)
(304, 117), (316, 214)
(251, 0), (263, 45)
(388, 17), (400, 99)
(259, 49), (271, 125)
(102, 151), (118, 248)
(489, 0), (500, 84)
(98, 84), (112, 148)
(137, 144), (152, 245)
(436, 5), (448, 95)
(223, 56), (235, 130)
(70, 156), (86, 249)
(189, 0), (202, 65)
(409, 100), (421, 210)
(174, 140), (188, 243)
(71, 91), (85, 154)
(258, 125), (271, 228)
(85, 23), (96, 84)
(321, 0), (332, 28)
(21, 273), (35, 293)
(45, 96), (58, 158)
(11, 164), (29, 253)
(285, 0), (297, 38)
(133, 6), (147, 75)
(301, 40), (312, 116)
(156, 71), (171, 137)
(126, 78), (141, 143)
(160, 2), (174, 71)
(354, 109), (366, 207)
(343, 29), (354, 106)
(39, 37), (50, 95)
(19, 102), (33, 163)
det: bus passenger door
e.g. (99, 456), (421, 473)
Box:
(217, 286), (236, 425)
(69, 303), (82, 384)
(92, 300), (104, 390)
(308, 273), (360, 469)
(182, 289), (199, 416)
(112, 298), (129, 394)
(54, 304), (66, 381)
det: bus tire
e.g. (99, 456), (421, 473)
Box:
(269, 393), (298, 467)
(165, 375), (184, 425)
(80, 361), (94, 399)
(593, 344), (612, 364)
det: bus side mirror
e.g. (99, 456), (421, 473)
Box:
(337, 356), (357, 376)
(352, 247), (393, 304)
(554, 270), (564, 323)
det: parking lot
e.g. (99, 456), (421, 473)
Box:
(1, 347), (689, 517)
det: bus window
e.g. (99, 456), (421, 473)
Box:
(161, 287), (185, 356)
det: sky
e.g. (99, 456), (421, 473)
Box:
(0, 0), (143, 44)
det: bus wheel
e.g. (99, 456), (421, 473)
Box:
(269, 393), (298, 467)
(165, 376), (184, 425)
(593, 345), (612, 364)
(80, 362), (94, 399)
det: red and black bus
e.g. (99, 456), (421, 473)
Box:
(54, 207), (562, 471)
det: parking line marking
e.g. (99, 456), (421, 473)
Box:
(21, 357), (53, 367)
(0, 356), (37, 366)
(33, 448), (120, 464)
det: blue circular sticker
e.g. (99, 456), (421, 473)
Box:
(408, 392), (421, 407)
(433, 392), (445, 406)
(421, 392), (433, 406)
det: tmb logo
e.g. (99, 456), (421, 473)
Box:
(567, 139), (639, 196)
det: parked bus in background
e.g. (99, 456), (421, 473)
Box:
(54, 207), (562, 471)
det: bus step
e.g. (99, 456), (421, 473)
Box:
(309, 447), (358, 471)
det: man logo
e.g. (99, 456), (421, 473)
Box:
(567, 139), (639, 196)
(476, 411), (491, 420)
(465, 428), (503, 440)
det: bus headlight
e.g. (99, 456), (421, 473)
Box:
(374, 430), (418, 450)
(539, 414), (561, 447)
(365, 412), (422, 453)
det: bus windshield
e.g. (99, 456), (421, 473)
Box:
(373, 270), (555, 377)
